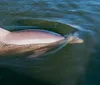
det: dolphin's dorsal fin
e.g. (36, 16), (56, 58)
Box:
(0, 27), (10, 38)
(0, 27), (10, 33)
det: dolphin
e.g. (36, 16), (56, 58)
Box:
(0, 27), (83, 60)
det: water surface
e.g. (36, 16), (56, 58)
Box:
(0, 0), (100, 85)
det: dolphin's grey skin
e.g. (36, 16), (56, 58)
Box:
(0, 27), (83, 59)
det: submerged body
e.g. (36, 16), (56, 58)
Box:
(0, 27), (83, 59)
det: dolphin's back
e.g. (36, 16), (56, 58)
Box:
(1, 29), (64, 45)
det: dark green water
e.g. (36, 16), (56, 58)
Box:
(0, 0), (100, 85)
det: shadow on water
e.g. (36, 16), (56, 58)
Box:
(76, 31), (100, 85)
(0, 66), (50, 85)
(78, 44), (100, 85)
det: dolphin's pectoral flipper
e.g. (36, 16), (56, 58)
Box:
(27, 47), (49, 58)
